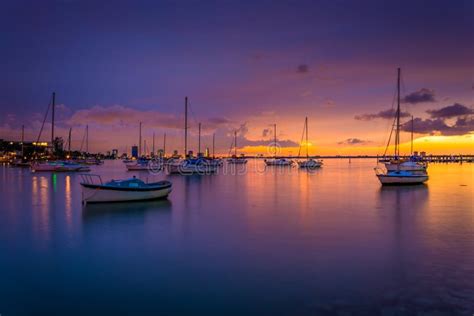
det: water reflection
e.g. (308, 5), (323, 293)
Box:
(82, 199), (172, 223)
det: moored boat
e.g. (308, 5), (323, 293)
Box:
(264, 124), (293, 166)
(384, 159), (427, 172)
(264, 158), (294, 166)
(374, 68), (429, 185)
(297, 117), (322, 169)
(80, 174), (172, 204)
(375, 168), (428, 185)
(227, 130), (248, 164)
(31, 161), (90, 172)
(298, 159), (322, 169)
(166, 157), (218, 174)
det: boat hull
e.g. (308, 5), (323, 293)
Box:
(31, 163), (85, 172)
(227, 159), (248, 164)
(166, 163), (218, 175)
(264, 159), (293, 166)
(376, 174), (428, 185)
(81, 184), (172, 203)
(298, 160), (322, 169)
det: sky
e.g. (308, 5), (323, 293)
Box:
(1, 0), (473, 155)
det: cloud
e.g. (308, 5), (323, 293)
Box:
(402, 88), (436, 104)
(426, 103), (473, 118)
(230, 122), (298, 148)
(67, 105), (231, 132)
(239, 137), (299, 148)
(296, 64), (309, 74)
(207, 117), (231, 125)
(262, 128), (271, 137)
(401, 117), (474, 136)
(337, 138), (371, 145)
(355, 108), (411, 121)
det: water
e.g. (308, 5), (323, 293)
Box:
(0, 159), (473, 315)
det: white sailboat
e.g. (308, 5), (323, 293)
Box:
(264, 124), (294, 166)
(375, 68), (428, 185)
(227, 130), (248, 164)
(384, 116), (427, 172)
(297, 117), (322, 169)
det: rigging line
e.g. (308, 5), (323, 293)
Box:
(36, 95), (53, 143)
(382, 81), (399, 156)
(297, 119), (306, 157)
(187, 100), (200, 128)
(79, 126), (86, 152)
(227, 132), (235, 157)
(383, 114), (397, 157)
(384, 74), (397, 156)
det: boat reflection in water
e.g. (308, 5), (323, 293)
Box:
(82, 199), (172, 222)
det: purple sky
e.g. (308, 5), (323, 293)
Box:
(1, 0), (473, 154)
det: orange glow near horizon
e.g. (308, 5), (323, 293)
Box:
(238, 135), (474, 156)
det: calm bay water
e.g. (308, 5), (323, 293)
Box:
(0, 159), (473, 315)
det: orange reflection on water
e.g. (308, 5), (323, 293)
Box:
(65, 175), (73, 231)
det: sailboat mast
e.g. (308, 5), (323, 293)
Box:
(305, 117), (309, 158)
(274, 123), (277, 158)
(163, 133), (166, 157)
(21, 125), (24, 158)
(51, 92), (55, 147)
(138, 121), (142, 157)
(395, 67), (401, 157)
(68, 127), (72, 155)
(86, 125), (89, 154)
(234, 131), (237, 157)
(198, 122), (201, 154)
(184, 97), (188, 157)
(152, 132), (155, 156)
(213, 133), (216, 158)
(411, 115), (414, 155)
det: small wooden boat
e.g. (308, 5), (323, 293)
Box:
(80, 174), (172, 204)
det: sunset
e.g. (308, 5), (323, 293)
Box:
(1, 1), (472, 155)
(0, 0), (473, 315)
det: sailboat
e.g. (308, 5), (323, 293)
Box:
(297, 117), (322, 169)
(375, 68), (428, 185)
(166, 97), (218, 175)
(11, 125), (31, 167)
(77, 125), (103, 165)
(31, 92), (90, 172)
(126, 122), (156, 171)
(264, 124), (294, 166)
(384, 115), (427, 172)
(227, 130), (247, 164)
